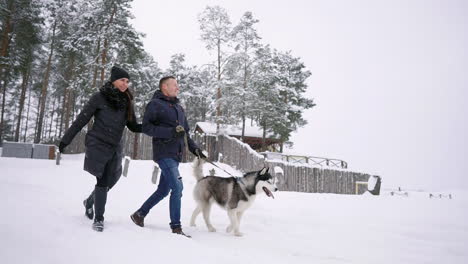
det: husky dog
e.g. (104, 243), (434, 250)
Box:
(190, 158), (278, 236)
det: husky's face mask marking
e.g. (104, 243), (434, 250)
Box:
(256, 167), (278, 199)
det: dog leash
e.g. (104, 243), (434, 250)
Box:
(195, 155), (250, 199)
(180, 125), (246, 184)
(176, 125), (231, 177)
(199, 157), (246, 185)
(200, 158), (249, 199)
(201, 157), (237, 177)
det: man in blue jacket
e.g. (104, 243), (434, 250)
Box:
(130, 76), (206, 237)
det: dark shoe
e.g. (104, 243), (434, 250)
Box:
(130, 211), (144, 227)
(172, 227), (191, 238)
(83, 199), (93, 220)
(92, 219), (104, 232)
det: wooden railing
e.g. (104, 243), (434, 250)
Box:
(259, 152), (348, 169)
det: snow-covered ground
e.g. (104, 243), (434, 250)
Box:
(1, 154), (467, 264)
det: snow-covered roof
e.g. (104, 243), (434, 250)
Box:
(195, 122), (276, 139)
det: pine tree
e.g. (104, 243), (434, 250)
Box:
(229, 11), (261, 141)
(198, 5), (233, 130)
(250, 45), (284, 150)
(271, 50), (315, 151)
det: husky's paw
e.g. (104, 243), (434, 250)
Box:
(234, 231), (243, 237)
(190, 222), (196, 227)
(208, 226), (217, 232)
(226, 225), (232, 233)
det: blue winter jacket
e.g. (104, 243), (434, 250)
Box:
(142, 90), (199, 162)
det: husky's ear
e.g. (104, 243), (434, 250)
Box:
(259, 167), (269, 176)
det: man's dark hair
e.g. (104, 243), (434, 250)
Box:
(159, 76), (176, 90)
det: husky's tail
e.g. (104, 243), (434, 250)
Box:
(192, 158), (205, 182)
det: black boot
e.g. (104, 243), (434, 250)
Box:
(93, 219), (104, 232)
(93, 186), (108, 232)
(83, 190), (94, 220)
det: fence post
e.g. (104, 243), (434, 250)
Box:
(122, 157), (131, 177)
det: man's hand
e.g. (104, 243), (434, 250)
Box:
(195, 148), (208, 159)
(173, 125), (185, 138)
(59, 142), (68, 153)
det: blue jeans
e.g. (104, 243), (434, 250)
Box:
(138, 158), (183, 229)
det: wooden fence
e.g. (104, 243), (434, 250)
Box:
(65, 129), (380, 195)
(194, 134), (377, 195)
(65, 129), (153, 159)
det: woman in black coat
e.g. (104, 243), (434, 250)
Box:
(60, 66), (142, 232)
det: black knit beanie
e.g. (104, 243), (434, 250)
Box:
(110, 66), (130, 82)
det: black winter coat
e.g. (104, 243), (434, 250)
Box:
(61, 83), (142, 178)
(142, 90), (198, 162)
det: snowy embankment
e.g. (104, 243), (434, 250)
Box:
(1, 154), (467, 264)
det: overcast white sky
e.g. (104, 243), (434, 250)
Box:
(130, 0), (468, 191)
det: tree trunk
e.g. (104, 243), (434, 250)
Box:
(23, 82), (32, 142)
(216, 38), (221, 132)
(42, 96), (52, 141)
(48, 97), (57, 139)
(56, 94), (62, 138)
(63, 52), (75, 131)
(34, 19), (57, 143)
(241, 114), (246, 142)
(70, 91), (76, 121)
(201, 97), (206, 121)
(241, 62), (248, 141)
(34, 94), (41, 141)
(58, 92), (65, 138)
(14, 66), (31, 141)
(262, 121), (267, 152)
(0, 78), (8, 145)
(100, 37), (108, 84)
(91, 39), (101, 90)
(65, 89), (74, 129)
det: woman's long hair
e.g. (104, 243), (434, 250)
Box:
(124, 89), (135, 122)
